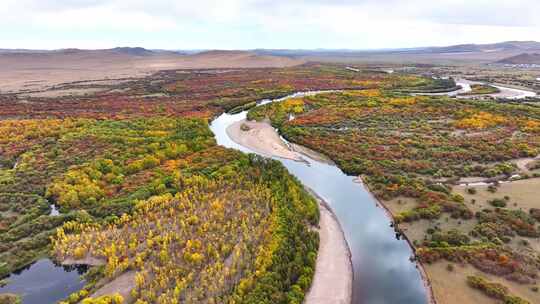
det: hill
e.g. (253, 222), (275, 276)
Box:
(423, 41), (540, 54)
(256, 41), (540, 65)
(0, 49), (303, 93)
(497, 53), (540, 64)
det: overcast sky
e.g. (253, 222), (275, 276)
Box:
(2, 0), (539, 50)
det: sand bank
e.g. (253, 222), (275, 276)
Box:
(304, 190), (352, 304)
(226, 119), (303, 161)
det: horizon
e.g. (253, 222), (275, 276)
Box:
(2, 40), (540, 52)
(2, 0), (540, 50)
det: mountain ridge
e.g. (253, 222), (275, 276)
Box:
(1, 41), (539, 55)
(497, 52), (540, 64)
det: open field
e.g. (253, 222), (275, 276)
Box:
(0, 63), (387, 120)
(0, 50), (303, 93)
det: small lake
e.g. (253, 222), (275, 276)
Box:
(0, 259), (87, 304)
(210, 93), (428, 304)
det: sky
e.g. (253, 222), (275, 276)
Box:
(2, 0), (539, 50)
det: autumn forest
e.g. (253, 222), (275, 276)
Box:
(1, 63), (540, 304)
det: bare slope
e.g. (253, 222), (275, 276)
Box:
(497, 53), (540, 64)
(257, 41), (540, 65)
(0, 49), (303, 93)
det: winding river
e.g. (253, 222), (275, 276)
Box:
(210, 93), (428, 304)
(456, 79), (537, 99)
(413, 78), (537, 99)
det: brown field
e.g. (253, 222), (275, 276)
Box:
(454, 178), (540, 253)
(425, 262), (538, 304)
(0, 50), (303, 93)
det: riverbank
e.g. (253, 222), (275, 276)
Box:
(226, 118), (353, 304)
(304, 188), (352, 304)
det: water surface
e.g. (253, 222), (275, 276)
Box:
(0, 259), (87, 304)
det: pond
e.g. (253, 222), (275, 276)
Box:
(0, 259), (87, 304)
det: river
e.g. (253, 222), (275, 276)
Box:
(434, 79), (536, 99)
(210, 93), (428, 304)
(412, 78), (537, 99)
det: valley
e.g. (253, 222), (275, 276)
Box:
(1, 43), (540, 304)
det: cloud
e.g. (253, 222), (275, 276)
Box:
(1, 0), (539, 49)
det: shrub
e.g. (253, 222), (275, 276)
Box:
(467, 187), (477, 195)
(430, 229), (470, 247)
(240, 123), (251, 131)
(489, 198), (507, 208)
(0, 294), (21, 304)
(467, 275), (508, 300)
(530, 208), (540, 221)
(488, 185), (498, 193)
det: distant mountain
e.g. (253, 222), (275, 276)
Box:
(422, 41), (540, 54)
(110, 47), (156, 56)
(0, 47), (184, 56)
(252, 41), (540, 65)
(2, 41), (539, 57)
(497, 53), (540, 64)
(192, 50), (250, 57)
(253, 41), (540, 64)
(1, 41), (539, 66)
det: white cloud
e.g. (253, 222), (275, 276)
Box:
(1, 0), (539, 49)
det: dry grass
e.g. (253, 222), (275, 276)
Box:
(454, 178), (540, 212)
(425, 262), (538, 304)
(382, 179), (540, 304)
(0, 50), (303, 93)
